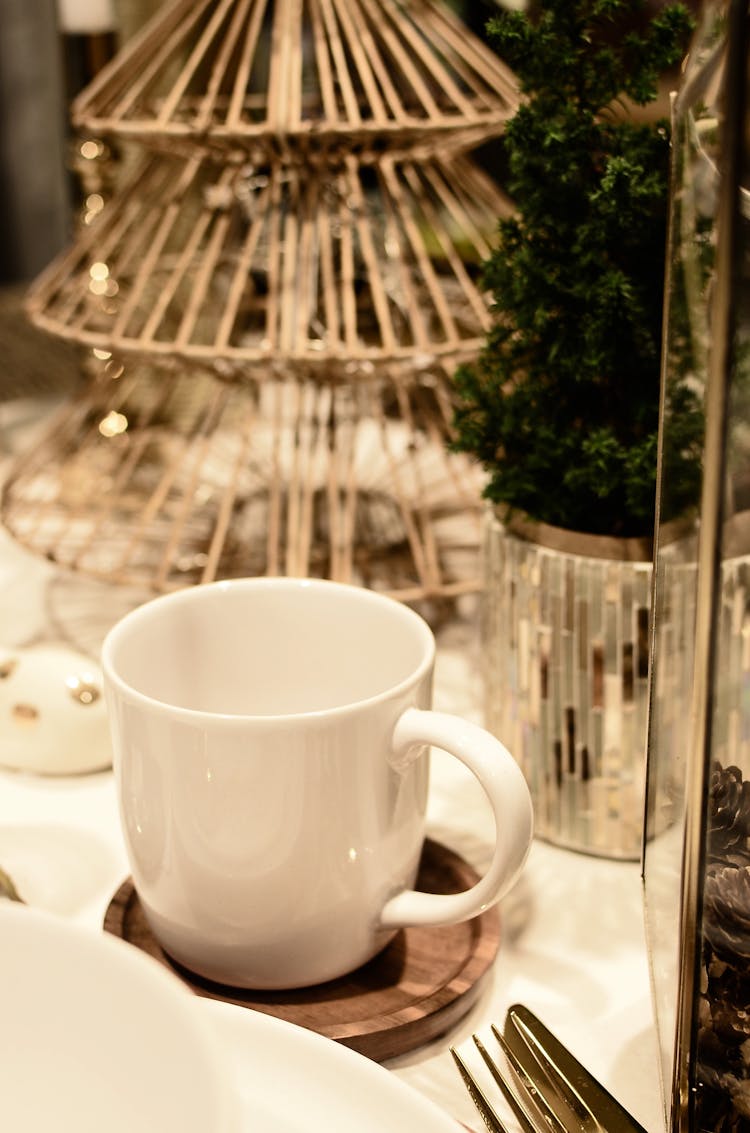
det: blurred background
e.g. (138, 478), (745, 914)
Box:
(0, 0), (512, 287)
(0, 0), (509, 402)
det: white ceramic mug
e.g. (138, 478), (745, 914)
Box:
(102, 578), (533, 989)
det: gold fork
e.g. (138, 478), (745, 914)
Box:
(451, 1025), (566, 1133)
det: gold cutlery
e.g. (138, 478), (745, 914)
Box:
(451, 1003), (648, 1133)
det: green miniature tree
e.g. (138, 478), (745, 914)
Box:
(452, 0), (702, 537)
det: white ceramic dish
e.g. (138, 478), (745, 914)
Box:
(201, 998), (462, 1132)
(0, 904), (239, 1132)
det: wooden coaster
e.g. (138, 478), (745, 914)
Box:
(104, 838), (500, 1062)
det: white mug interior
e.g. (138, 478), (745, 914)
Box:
(105, 577), (433, 717)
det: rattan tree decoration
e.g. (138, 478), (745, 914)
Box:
(3, 0), (518, 602)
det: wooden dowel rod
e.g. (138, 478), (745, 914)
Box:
(226, 0), (270, 127)
(194, 0), (254, 133)
(156, 0), (235, 127)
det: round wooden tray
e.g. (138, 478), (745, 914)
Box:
(104, 838), (500, 1062)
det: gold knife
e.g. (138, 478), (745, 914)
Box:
(505, 1004), (649, 1133)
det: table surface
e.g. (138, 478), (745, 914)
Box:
(0, 400), (666, 1133)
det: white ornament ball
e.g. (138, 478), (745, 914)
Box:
(0, 644), (111, 775)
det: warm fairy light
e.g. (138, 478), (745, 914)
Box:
(80, 140), (103, 160)
(99, 411), (128, 437)
(83, 192), (106, 227)
(93, 348), (112, 360)
(104, 359), (124, 380)
(89, 263), (118, 297)
(84, 193), (105, 225)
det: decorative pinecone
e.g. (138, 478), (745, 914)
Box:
(696, 1064), (750, 1133)
(703, 866), (750, 966)
(708, 763), (750, 859)
(699, 765), (750, 1131)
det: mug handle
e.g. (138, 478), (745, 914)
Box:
(379, 707), (534, 929)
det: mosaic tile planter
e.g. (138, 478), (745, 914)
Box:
(481, 507), (654, 859)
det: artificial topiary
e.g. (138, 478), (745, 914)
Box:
(452, 0), (702, 538)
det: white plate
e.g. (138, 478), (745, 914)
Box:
(201, 999), (461, 1132)
(0, 904), (235, 1133)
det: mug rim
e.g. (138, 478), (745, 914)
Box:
(101, 576), (436, 724)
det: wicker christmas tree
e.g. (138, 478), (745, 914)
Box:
(3, 0), (517, 602)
